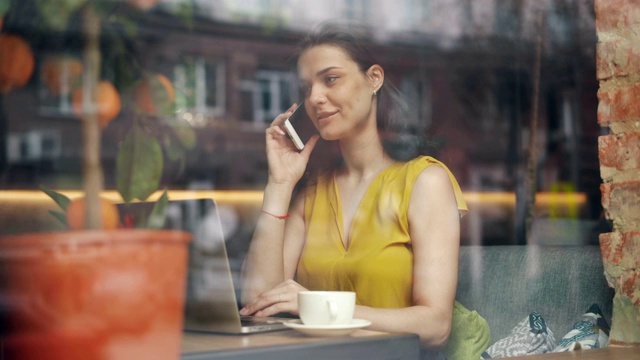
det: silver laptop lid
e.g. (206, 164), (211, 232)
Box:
(118, 198), (287, 334)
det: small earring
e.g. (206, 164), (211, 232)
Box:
(373, 89), (377, 95)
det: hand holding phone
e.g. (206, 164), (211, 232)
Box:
(283, 103), (305, 150)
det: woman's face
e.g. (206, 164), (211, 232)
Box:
(297, 44), (382, 142)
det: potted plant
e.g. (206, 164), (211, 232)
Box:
(0, 1), (196, 359)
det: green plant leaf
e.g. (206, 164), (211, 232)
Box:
(40, 185), (71, 211)
(147, 188), (169, 229)
(118, 16), (138, 38)
(116, 122), (164, 203)
(171, 123), (197, 150)
(48, 210), (68, 227)
(170, 0), (195, 30)
(0, 0), (10, 17)
(165, 139), (185, 162)
(35, 0), (88, 31)
(148, 74), (174, 115)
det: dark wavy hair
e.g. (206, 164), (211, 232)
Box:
(296, 20), (424, 177)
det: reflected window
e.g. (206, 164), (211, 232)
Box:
(494, 0), (521, 38)
(400, 74), (431, 130)
(174, 56), (225, 122)
(251, 70), (297, 124)
(405, 0), (430, 27)
(345, 0), (369, 21)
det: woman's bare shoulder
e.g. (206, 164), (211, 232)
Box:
(409, 164), (458, 214)
(415, 164), (454, 190)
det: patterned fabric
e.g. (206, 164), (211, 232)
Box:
(552, 304), (610, 352)
(481, 312), (556, 358)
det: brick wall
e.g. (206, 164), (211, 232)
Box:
(595, 0), (640, 346)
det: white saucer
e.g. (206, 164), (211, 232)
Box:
(284, 319), (372, 337)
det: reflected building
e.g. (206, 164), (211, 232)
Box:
(0, 0), (601, 245)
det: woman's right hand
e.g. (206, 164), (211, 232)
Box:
(265, 104), (319, 186)
(240, 279), (308, 317)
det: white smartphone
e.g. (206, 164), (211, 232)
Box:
(283, 103), (305, 150)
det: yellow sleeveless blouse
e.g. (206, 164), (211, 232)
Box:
(297, 156), (468, 308)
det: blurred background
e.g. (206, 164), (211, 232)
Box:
(0, 0), (607, 246)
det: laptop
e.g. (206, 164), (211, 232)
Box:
(117, 198), (291, 334)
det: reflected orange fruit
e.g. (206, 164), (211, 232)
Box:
(72, 80), (121, 127)
(126, 0), (159, 11)
(42, 55), (84, 96)
(134, 72), (175, 114)
(0, 34), (35, 94)
(66, 196), (120, 230)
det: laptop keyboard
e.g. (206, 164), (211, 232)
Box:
(240, 316), (288, 326)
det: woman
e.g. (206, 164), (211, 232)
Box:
(240, 21), (489, 357)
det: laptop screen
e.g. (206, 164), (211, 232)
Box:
(118, 198), (293, 333)
(117, 199), (243, 317)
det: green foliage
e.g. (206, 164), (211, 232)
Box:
(117, 120), (164, 203)
(48, 210), (68, 226)
(169, 0), (195, 30)
(147, 189), (169, 229)
(15, 0), (198, 229)
(40, 185), (71, 211)
(142, 72), (175, 115)
(39, 185), (171, 230)
(172, 123), (197, 150)
(0, 0), (9, 16)
(163, 119), (197, 162)
(40, 186), (71, 226)
(34, 0), (87, 31)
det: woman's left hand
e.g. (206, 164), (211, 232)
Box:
(239, 279), (308, 317)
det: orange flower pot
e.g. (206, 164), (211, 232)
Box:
(0, 229), (191, 360)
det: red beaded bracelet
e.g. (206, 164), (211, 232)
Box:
(261, 209), (290, 219)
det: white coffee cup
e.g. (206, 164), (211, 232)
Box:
(298, 291), (356, 326)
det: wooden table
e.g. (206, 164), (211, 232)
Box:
(504, 346), (640, 359)
(181, 329), (421, 360)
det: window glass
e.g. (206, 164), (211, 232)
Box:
(0, 0), (603, 247)
(254, 70), (297, 123)
(174, 55), (225, 121)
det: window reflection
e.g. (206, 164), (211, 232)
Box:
(174, 55), (225, 122)
(0, 0), (604, 246)
(254, 70), (296, 123)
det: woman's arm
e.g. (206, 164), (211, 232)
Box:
(240, 193), (309, 314)
(240, 181), (296, 305)
(240, 105), (319, 305)
(353, 165), (461, 348)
